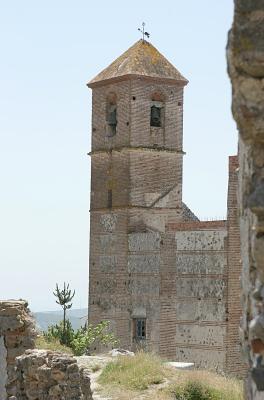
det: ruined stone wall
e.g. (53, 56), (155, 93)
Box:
(163, 221), (228, 370)
(14, 349), (92, 400)
(0, 300), (35, 399)
(227, 0), (264, 397)
(0, 302), (93, 399)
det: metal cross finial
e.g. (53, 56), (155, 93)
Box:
(138, 22), (150, 42)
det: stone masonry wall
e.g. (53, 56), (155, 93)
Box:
(227, 0), (264, 397)
(88, 76), (185, 352)
(128, 231), (161, 353)
(88, 71), (245, 370)
(14, 349), (93, 400)
(88, 210), (131, 351)
(0, 300), (35, 399)
(88, 45), (245, 374)
(163, 221), (228, 371)
(161, 156), (245, 375)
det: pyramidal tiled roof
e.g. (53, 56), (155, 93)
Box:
(88, 40), (188, 87)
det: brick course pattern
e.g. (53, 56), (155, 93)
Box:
(88, 40), (245, 375)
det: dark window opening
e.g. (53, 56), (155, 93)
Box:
(107, 105), (117, 136)
(133, 318), (146, 340)
(107, 189), (112, 208)
(150, 105), (162, 127)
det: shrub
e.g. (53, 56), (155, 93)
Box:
(43, 319), (74, 347)
(171, 381), (221, 400)
(43, 319), (118, 356)
(165, 371), (243, 400)
(70, 321), (118, 356)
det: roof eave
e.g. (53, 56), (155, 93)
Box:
(87, 73), (189, 89)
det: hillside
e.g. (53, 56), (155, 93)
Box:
(34, 308), (88, 331)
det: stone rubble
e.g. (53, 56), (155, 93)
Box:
(13, 349), (93, 400)
(109, 349), (134, 357)
(0, 300), (36, 398)
(0, 300), (93, 400)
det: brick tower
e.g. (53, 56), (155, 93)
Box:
(87, 39), (188, 352)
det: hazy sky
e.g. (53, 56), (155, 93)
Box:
(0, 1), (237, 312)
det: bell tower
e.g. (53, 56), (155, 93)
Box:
(88, 39), (188, 351)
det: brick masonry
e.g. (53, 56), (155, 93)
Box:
(226, 156), (247, 376)
(88, 42), (245, 375)
(161, 222), (228, 371)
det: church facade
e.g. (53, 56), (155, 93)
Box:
(87, 39), (244, 375)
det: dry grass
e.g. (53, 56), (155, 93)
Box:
(97, 352), (243, 400)
(35, 335), (73, 355)
(91, 363), (101, 373)
(98, 352), (167, 391)
(163, 369), (243, 400)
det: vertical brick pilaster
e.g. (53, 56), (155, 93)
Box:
(226, 155), (247, 376)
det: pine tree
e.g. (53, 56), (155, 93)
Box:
(53, 282), (75, 344)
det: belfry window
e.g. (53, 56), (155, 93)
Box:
(150, 93), (164, 128)
(133, 318), (146, 340)
(106, 93), (117, 137)
(151, 105), (162, 127)
(107, 105), (117, 136)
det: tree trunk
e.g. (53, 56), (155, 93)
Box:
(63, 305), (66, 344)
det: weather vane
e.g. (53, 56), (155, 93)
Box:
(138, 22), (150, 42)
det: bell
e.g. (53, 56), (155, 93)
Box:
(151, 105), (161, 127)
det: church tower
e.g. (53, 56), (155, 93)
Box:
(88, 39), (188, 352)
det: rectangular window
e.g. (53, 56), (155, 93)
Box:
(107, 189), (112, 208)
(133, 318), (146, 340)
(107, 105), (117, 136)
(150, 105), (162, 127)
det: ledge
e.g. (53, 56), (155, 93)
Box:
(88, 146), (185, 155)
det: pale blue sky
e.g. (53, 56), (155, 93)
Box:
(0, 1), (237, 311)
